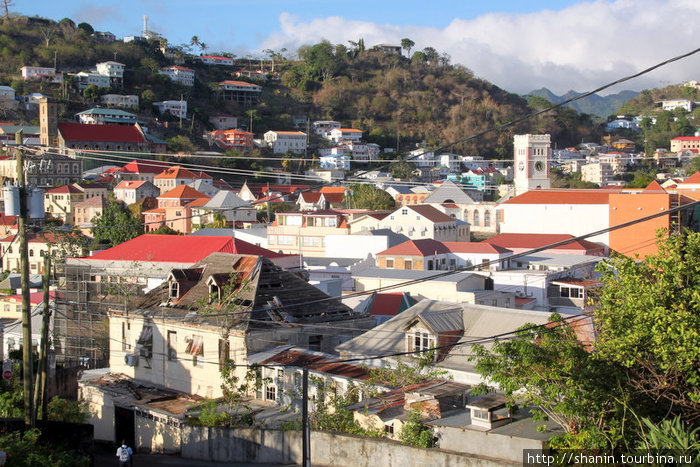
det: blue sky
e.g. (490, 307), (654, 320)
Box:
(20, 0), (700, 95)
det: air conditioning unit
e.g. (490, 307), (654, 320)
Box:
(124, 354), (139, 367)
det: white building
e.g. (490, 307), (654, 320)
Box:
(581, 163), (614, 186)
(661, 99), (693, 112)
(153, 100), (187, 118)
(312, 120), (341, 138)
(20, 66), (61, 82)
(319, 154), (351, 171)
(158, 66), (195, 87)
(329, 128), (362, 143)
(439, 153), (462, 173)
(409, 148), (435, 167)
(0, 86), (15, 105)
(74, 72), (111, 89)
(96, 61), (125, 79)
(513, 134), (551, 196)
(199, 55), (234, 66)
(100, 94), (139, 108)
(264, 130), (307, 154)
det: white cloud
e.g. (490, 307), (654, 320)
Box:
(260, 0), (700, 95)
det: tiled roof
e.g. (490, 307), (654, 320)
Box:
(671, 136), (700, 141)
(115, 180), (148, 190)
(46, 185), (83, 194)
(299, 192), (322, 203)
(407, 205), (455, 223)
(1, 232), (80, 244)
(0, 213), (17, 226)
(377, 239), (450, 257)
(57, 122), (146, 143)
(321, 192), (344, 204)
(74, 196), (106, 208)
(219, 80), (260, 88)
(336, 128), (362, 132)
(121, 159), (171, 174)
(501, 190), (615, 205)
(643, 180), (666, 192)
(681, 171), (700, 184)
(320, 187), (346, 194)
(270, 130), (305, 135)
(443, 242), (511, 254)
(185, 198), (211, 207)
(154, 165), (200, 180)
(484, 233), (603, 252)
(158, 185), (209, 200)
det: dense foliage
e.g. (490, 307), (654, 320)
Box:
(472, 231), (700, 453)
(91, 198), (143, 247)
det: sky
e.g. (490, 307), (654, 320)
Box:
(21, 0), (700, 96)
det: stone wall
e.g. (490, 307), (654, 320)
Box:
(180, 427), (517, 466)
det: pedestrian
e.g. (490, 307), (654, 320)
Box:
(116, 440), (133, 466)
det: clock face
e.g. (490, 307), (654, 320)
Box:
(534, 161), (545, 172)
(518, 161), (525, 171)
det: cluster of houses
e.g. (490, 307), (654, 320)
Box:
(0, 122), (698, 462)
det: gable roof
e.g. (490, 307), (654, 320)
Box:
(46, 184), (83, 194)
(643, 180), (666, 192)
(501, 190), (614, 205)
(115, 180), (149, 190)
(121, 159), (171, 174)
(423, 180), (476, 204)
(57, 122), (146, 143)
(484, 233), (603, 252)
(83, 235), (236, 263)
(680, 171), (700, 184)
(406, 205), (455, 223)
(204, 191), (250, 210)
(367, 292), (417, 317)
(320, 187), (346, 194)
(377, 239), (450, 257)
(158, 185), (209, 200)
(321, 192), (344, 204)
(155, 165), (201, 180)
(443, 242), (512, 254)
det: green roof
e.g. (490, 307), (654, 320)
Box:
(75, 108), (136, 117)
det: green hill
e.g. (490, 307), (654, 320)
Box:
(526, 88), (639, 118)
(0, 15), (601, 159)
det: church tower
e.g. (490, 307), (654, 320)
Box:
(513, 134), (551, 196)
(39, 97), (58, 148)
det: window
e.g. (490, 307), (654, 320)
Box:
(294, 372), (303, 390)
(401, 208), (407, 215)
(472, 409), (489, 421)
(385, 258), (394, 269)
(308, 335), (322, 351)
(277, 235), (294, 245)
(404, 259), (412, 270)
(407, 329), (435, 353)
(186, 335), (204, 366)
(473, 211), (480, 227)
(560, 287), (582, 298)
(266, 385), (277, 401)
(208, 283), (220, 303)
(169, 281), (179, 299)
(483, 211), (491, 227)
(137, 325), (153, 358)
(167, 331), (177, 360)
(29, 250), (34, 257)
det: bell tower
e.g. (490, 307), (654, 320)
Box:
(514, 134), (551, 196)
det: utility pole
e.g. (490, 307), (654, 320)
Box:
(34, 254), (51, 420)
(301, 367), (310, 467)
(16, 130), (34, 427)
(266, 182), (271, 224)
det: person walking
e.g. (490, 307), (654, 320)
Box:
(116, 440), (133, 466)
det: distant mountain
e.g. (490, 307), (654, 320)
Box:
(526, 88), (639, 118)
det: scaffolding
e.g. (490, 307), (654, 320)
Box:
(53, 261), (147, 367)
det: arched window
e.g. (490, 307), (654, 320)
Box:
(473, 211), (480, 227)
(484, 211), (491, 227)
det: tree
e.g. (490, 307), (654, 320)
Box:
(472, 314), (628, 449)
(390, 159), (415, 180)
(150, 225), (180, 235)
(347, 184), (395, 210)
(77, 22), (94, 35)
(91, 199), (143, 247)
(399, 409), (435, 448)
(82, 84), (100, 103)
(167, 135), (197, 153)
(400, 38), (415, 57)
(595, 231), (700, 422)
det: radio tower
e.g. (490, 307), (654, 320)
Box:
(142, 15), (149, 38)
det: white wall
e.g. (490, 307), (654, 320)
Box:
(499, 204), (609, 246)
(325, 234), (391, 259)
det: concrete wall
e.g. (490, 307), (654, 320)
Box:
(181, 427), (514, 466)
(434, 425), (545, 463)
(136, 415), (181, 454)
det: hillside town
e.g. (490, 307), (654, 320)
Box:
(0, 10), (698, 467)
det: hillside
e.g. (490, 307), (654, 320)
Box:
(616, 83), (700, 115)
(526, 88), (639, 118)
(0, 15), (601, 159)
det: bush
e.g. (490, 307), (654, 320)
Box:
(0, 429), (90, 467)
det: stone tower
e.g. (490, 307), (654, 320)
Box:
(513, 134), (551, 196)
(39, 97), (58, 148)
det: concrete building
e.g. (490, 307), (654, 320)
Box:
(100, 94), (139, 108)
(158, 66), (195, 86)
(218, 80), (262, 104)
(580, 162), (614, 186)
(264, 130), (307, 154)
(153, 100), (187, 119)
(113, 180), (160, 204)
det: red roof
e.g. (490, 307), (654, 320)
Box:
(1, 232), (79, 244)
(158, 185), (209, 200)
(120, 160), (171, 174)
(185, 197), (211, 207)
(82, 235), (286, 263)
(378, 239), (450, 257)
(681, 171), (700, 184)
(58, 123), (146, 143)
(4, 291), (57, 305)
(261, 350), (369, 379)
(320, 187), (346, 194)
(155, 165), (201, 180)
(0, 213), (17, 226)
(322, 193), (344, 204)
(115, 180), (148, 190)
(213, 179), (233, 190)
(443, 242), (511, 254)
(46, 184), (83, 194)
(502, 190), (615, 205)
(671, 136), (700, 141)
(368, 292), (416, 317)
(643, 180), (666, 192)
(484, 233), (603, 252)
(299, 192), (322, 203)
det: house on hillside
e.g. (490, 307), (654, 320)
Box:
(264, 130), (307, 154)
(143, 185), (210, 233)
(75, 108), (137, 125)
(154, 165), (212, 193)
(113, 180), (160, 205)
(372, 205), (470, 242)
(267, 210), (352, 256)
(158, 66), (195, 87)
(73, 196), (106, 236)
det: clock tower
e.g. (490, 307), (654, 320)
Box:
(514, 134), (551, 196)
